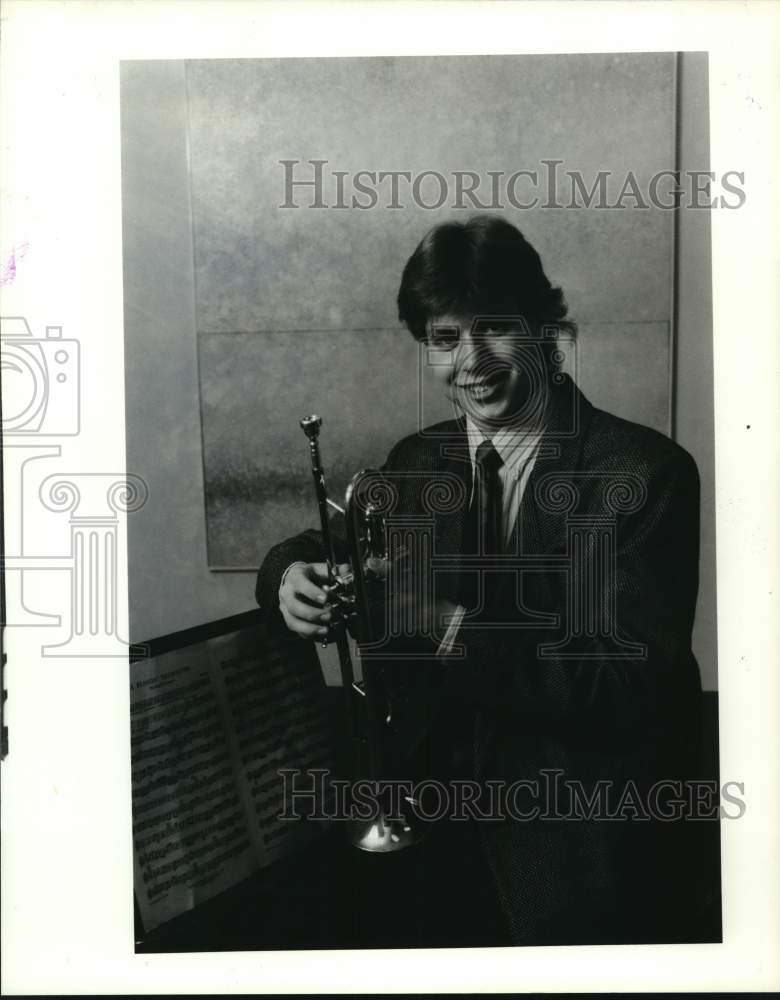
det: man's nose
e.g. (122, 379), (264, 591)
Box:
(455, 327), (491, 365)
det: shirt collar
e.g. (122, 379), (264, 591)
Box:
(465, 416), (546, 478)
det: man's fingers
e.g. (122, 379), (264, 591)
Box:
(280, 603), (329, 639)
(296, 562), (338, 603)
(307, 562), (333, 585)
(294, 619), (330, 638)
(279, 560), (351, 640)
(291, 574), (328, 605)
(283, 593), (332, 624)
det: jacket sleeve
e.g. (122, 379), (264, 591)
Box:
(438, 449), (702, 738)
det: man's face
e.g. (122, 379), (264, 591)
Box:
(425, 314), (548, 431)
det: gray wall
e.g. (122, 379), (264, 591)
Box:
(122, 61), (254, 637)
(186, 54), (677, 569)
(675, 53), (717, 691)
(122, 55), (717, 690)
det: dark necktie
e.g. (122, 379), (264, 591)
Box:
(475, 439), (504, 555)
(459, 439), (504, 608)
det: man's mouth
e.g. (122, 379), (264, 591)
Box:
(453, 370), (508, 402)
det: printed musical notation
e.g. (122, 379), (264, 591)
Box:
(130, 623), (334, 934)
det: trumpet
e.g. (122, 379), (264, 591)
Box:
(299, 414), (424, 853)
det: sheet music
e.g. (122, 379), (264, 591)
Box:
(130, 625), (335, 935)
(130, 646), (257, 932)
(207, 624), (335, 862)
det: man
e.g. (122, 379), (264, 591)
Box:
(257, 215), (704, 945)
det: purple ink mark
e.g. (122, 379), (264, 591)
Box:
(1, 242), (30, 285)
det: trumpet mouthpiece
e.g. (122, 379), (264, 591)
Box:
(299, 414), (322, 438)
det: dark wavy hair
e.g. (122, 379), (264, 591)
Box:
(397, 215), (576, 367)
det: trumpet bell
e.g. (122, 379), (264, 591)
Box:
(349, 813), (426, 854)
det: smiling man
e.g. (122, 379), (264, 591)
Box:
(257, 215), (706, 946)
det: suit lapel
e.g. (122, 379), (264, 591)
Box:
(516, 376), (593, 558)
(486, 378), (590, 625)
(430, 417), (472, 559)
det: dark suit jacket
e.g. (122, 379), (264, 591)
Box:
(256, 375), (705, 945)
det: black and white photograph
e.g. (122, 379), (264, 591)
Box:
(122, 51), (722, 952)
(1, 1), (778, 993)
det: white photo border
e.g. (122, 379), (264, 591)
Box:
(1, 0), (778, 993)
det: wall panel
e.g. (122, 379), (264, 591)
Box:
(184, 53), (678, 568)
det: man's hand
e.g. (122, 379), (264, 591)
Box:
(278, 561), (348, 639)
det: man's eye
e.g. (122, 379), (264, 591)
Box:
(474, 321), (510, 337)
(431, 327), (459, 349)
